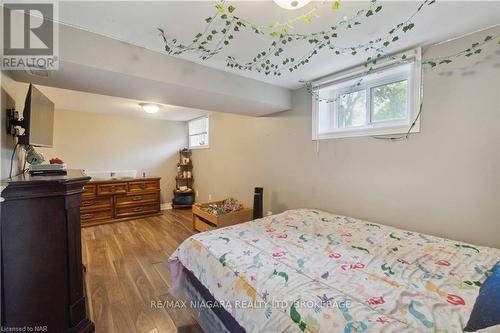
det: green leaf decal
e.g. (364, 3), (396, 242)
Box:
(352, 245), (370, 254)
(215, 4), (224, 13)
(219, 237), (230, 243)
(290, 301), (307, 332)
(455, 244), (480, 253)
(389, 233), (401, 241)
(326, 234), (338, 245)
(381, 263), (395, 275)
(219, 253), (229, 266)
(403, 23), (415, 33)
(272, 269), (289, 283)
(464, 280), (482, 287)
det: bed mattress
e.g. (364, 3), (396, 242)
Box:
(170, 209), (500, 332)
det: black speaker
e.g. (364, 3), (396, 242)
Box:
(253, 187), (263, 219)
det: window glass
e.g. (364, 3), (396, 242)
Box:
(338, 90), (367, 128)
(188, 116), (209, 148)
(311, 50), (421, 140)
(372, 80), (408, 123)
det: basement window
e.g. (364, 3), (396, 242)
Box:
(312, 48), (422, 140)
(188, 116), (209, 149)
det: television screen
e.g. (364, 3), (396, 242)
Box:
(18, 84), (54, 147)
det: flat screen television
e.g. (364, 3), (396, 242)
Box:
(18, 84), (54, 147)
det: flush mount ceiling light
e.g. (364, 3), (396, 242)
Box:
(139, 103), (162, 113)
(273, 0), (311, 10)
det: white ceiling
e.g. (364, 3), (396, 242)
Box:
(57, 1), (500, 89)
(35, 84), (210, 121)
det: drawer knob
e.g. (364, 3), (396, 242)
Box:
(133, 196), (142, 201)
(82, 213), (93, 219)
(133, 207), (142, 212)
(110, 186), (116, 192)
(82, 200), (94, 206)
(140, 183), (147, 189)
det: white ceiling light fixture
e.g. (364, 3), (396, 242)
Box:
(139, 103), (162, 113)
(273, 0), (311, 10)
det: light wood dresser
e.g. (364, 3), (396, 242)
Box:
(80, 176), (161, 227)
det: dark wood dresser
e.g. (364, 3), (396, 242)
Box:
(80, 176), (161, 227)
(1, 170), (94, 333)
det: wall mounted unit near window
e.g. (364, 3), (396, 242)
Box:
(188, 116), (209, 149)
(312, 48), (422, 140)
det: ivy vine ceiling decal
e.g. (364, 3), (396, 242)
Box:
(158, 0), (433, 75)
(160, 0), (396, 76)
(155, 1), (498, 139)
(50, 1), (498, 89)
(304, 33), (500, 104)
(157, 1), (499, 87)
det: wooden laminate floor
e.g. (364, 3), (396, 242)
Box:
(82, 209), (204, 333)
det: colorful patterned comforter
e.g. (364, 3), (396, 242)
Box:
(170, 209), (500, 333)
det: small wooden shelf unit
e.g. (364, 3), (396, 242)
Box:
(172, 149), (195, 208)
(80, 176), (161, 227)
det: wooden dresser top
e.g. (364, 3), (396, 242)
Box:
(1, 169), (91, 201)
(2, 169), (90, 186)
(87, 176), (161, 184)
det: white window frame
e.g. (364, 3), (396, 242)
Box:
(312, 48), (422, 140)
(188, 116), (210, 150)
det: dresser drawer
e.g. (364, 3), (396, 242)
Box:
(128, 180), (160, 193)
(82, 184), (96, 199)
(81, 209), (113, 223)
(96, 183), (128, 195)
(80, 196), (112, 212)
(115, 192), (159, 207)
(115, 204), (159, 218)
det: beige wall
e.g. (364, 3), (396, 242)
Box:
(192, 28), (500, 248)
(37, 110), (187, 204)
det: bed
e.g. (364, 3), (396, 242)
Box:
(169, 209), (500, 333)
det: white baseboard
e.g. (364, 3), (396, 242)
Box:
(161, 203), (172, 210)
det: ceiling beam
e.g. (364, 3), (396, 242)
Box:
(8, 20), (292, 116)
